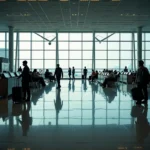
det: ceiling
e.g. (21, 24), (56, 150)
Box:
(0, 0), (150, 32)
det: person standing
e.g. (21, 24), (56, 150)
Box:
(68, 67), (71, 80)
(18, 60), (30, 101)
(54, 64), (63, 89)
(72, 67), (75, 80)
(136, 60), (150, 105)
(83, 67), (87, 79)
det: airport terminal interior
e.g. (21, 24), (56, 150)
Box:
(0, 0), (150, 150)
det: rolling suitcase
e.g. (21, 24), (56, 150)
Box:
(12, 78), (22, 104)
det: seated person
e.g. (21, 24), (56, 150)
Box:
(95, 70), (98, 79)
(124, 66), (128, 72)
(32, 69), (46, 87)
(101, 71), (116, 88)
(89, 70), (96, 82)
(45, 69), (55, 82)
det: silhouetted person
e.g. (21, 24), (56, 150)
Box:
(136, 60), (149, 105)
(18, 102), (32, 136)
(18, 66), (22, 72)
(68, 67), (71, 80)
(45, 69), (55, 82)
(124, 66), (128, 72)
(83, 80), (87, 92)
(32, 69), (46, 87)
(54, 90), (63, 126)
(54, 64), (63, 89)
(72, 67), (75, 80)
(83, 67), (87, 79)
(18, 60), (30, 101)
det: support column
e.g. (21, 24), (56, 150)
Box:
(92, 31), (95, 70)
(137, 27), (142, 64)
(56, 31), (59, 65)
(8, 26), (14, 72)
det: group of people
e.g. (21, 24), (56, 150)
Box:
(68, 67), (75, 80)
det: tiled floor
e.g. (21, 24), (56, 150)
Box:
(0, 80), (150, 150)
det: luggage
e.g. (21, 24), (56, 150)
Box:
(82, 75), (84, 79)
(131, 87), (144, 101)
(12, 103), (23, 116)
(12, 79), (22, 103)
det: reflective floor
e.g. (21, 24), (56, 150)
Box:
(0, 80), (150, 150)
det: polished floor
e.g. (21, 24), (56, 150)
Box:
(0, 80), (150, 150)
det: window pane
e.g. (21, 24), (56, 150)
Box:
(83, 42), (92, 50)
(70, 42), (81, 50)
(32, 51), (43, 59)
(19, 33), (31, 40)
(108, 60), (119, 70)
(20, 42), (30, 50)
(58, 33), (69, 41)
(95, 42), (107, 50)
(146, 42), (150, 50)
(120, 60), (132, 70)
(121, 33), (132, 41)
(32, 33), (43, 41)
(32, 42), (43, 50)
(59, 60), (68, 68)
(44, 33), (56, 41)
(45, 42), (56, 50)
(0, 51), (5, 57)
(45, 51), (56, 59)
(145, 33), (150, 41)
(70, 51), (81, 59)
(95, 60), (107, 69)
(108, 42), (119, 50)
(82, 60), (92, 69)
(45, 60), (55, 69)
(108, 51), (119, 59)
(0, 42), (5, 49)
(121, 42), (132, 50)
(83, 51), (92, 59)
(145, 60), (150, 70)
(70, 33), (81, 41)
(83, 33), (93, 41)
(59, 42), (68, 50)
(121, 51), (132, 59)
(32, 60), (43, 69)
(95, 51), (107, 59)
(70, 60), (81, 68)
(108, 33), (119, 41)
(59, 51), (68, 59)
(0, 33), (5, 40)
(145, 51), (150, 59)
(19, 51), (30, 59)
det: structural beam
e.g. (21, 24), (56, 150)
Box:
(137, 27), (142, 64)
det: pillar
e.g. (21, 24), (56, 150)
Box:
(137, 27), (142, 64)
(92, 31), (95, 70)
(8, 26), (14, 72)
(56, 31), (59, 65)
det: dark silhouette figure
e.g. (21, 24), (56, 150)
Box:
(72, 67), (75, 80)
(54, 64), (63, 89)
(131, 105), (150, 144)
(18, 102), (32, 136)
(54, 90), (63, 126)
(18, 66), (22, 72)
(124, 66), (128, 72)
(83, 67), (87, 79)
(68, 68), (71, 80)
(18, 60), (30, 101)
(136, 60), (149, 105)
(83, 80), (87, 92)
(45, 69), (55, 82)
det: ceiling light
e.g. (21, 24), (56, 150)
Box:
(91, 0), (99, 1)
(133, 14), (136, 16)
(60, 0), (68, 1)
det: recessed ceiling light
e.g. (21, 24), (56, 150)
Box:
(133, 14), (136, 16)
(120, 14), (123, 16)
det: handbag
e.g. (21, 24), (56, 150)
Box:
(131, 87), (144, 101)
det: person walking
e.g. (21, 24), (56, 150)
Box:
(54, 64), (63, 89)
(68, 67), (71, 80)
(18, 60), (30, 101)
(83, 67), (87, 79)
(136, 60), (150, 105)
(72, 67), (75, 80)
